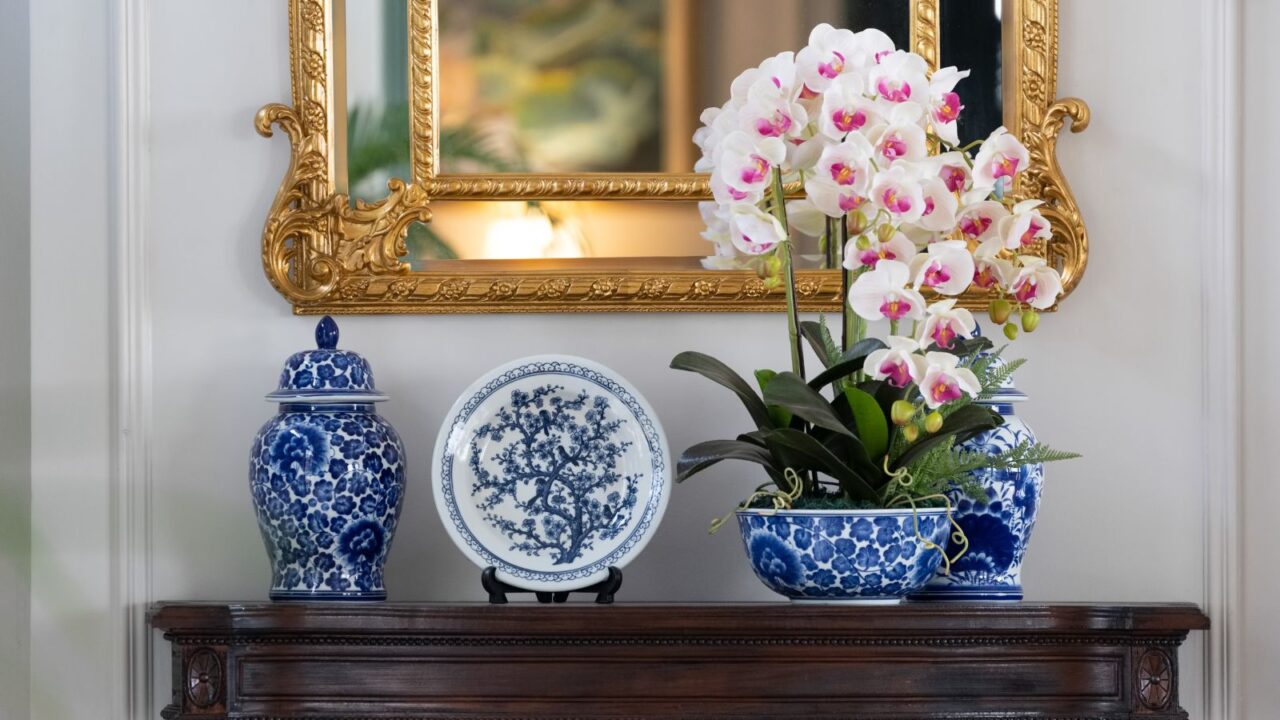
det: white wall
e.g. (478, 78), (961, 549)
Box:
(0, 0), (31, 717)
(24, 0), (1262, 718)
(1241, 1), (1278, 717)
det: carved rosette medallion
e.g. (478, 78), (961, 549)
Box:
(1136, 648), (1174, 711)
(185, 648), (223, 709)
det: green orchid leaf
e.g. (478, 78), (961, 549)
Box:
(762, 372), (857, 439)
(676, 439), (781, 483)
(891, 404), (1003, 471)
(755, 428), (880, 502)
(753, 369), (794, 428)
(844, 387), (889, 463)
(799, 320), (840, 368)
(671, 351), (774, 431)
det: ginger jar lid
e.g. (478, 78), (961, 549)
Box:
(265, 317), (389, 403)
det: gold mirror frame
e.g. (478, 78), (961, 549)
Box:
(257, 0), (1089, 314)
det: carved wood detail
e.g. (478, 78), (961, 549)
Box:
(151, 603), (1206, 720)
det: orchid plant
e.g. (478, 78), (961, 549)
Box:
(674, 24), (1078, 516)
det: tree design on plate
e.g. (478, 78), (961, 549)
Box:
(470, 384), (640, 565)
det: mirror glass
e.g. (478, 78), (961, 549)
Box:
(344, 0), (1003, 268)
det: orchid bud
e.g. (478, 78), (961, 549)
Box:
(891, 400), (915, 427)
(855, 234), (873, 251)
(989, 298), (1012, 324)
(764, 254), (783, 279)
(1021, 309), (1041, 333)
(848, 210), (869, 235)
(903, 424), (920, 443)
(924, 411), (944, 434)
(1003, 322), (1019, 341)
(877, 223), (897, 243)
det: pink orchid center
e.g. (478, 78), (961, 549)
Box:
(833, 108), (868, 133)
(941, 166), (967, 192)
(880, 135), (908, 160)
(880, 295), (915, 321)
(923, 196), (937, 217)
(1020, 218), (1047, 246)
(839, 193), (867, 213)
(922, 262), (951, 288)
(877, 78), (912, 103)
(880, 359), (914, 388)
(960, 215), (993, 239)
(819, 51), (846, 79)
(754, 110), (794, 138)
(875, 50), (893, 64)
(993, 153), (1021, 179)
(882, 188), (913, 214)
(930, 320), (959, 349)
(929, 376), (964, 405)
(933, 92), (963, 123)
(727, 186), (749, 202)
(1014, 278), (1039, 304)
(973, 264), (1000, 289)
(859, 245), (897, 268)
(829, 162), (859, 186)
(740, 155), (770, 185)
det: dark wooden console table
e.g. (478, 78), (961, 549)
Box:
(150, 602), (1208, 720)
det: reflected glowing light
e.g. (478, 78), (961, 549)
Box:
(483, 205), (588, 259)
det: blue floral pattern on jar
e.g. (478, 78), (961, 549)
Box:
(736, 509), (950, 603)
(914, 354), (1043, 601)
(249, 317), (406, 601)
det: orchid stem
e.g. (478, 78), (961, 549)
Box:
(840, 219), (852, 352)
(771, 168), (805, 379)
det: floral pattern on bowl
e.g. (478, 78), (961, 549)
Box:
(736, 508), (950, 603)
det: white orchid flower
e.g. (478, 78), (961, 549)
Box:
(844, 230), (918, 270)
(972, 238), (1016, 290)
(805, 134), (875, 217)
(849, 260), (928, 322)
(693, 105), (741, 172)
(711, 131), (785, 205)
(928, 66), (970, 146)
(870, 164), (926, 224)
(805, 178), (870, 218)
(999, 199), (1052, 250)
(818, 74), (883, 140)
(933, 152), (972, 193)
(918, 299), (977, 350)
(727, 204), (787, 256)
(795, 24), (861, 95)
(917, 177), (960, 233)
(919, 351), (982, 409)
(972, 126), (1031, 194)
(910, 240), (975, 296)
(784, 199), (829, 237)
(786, 134), (830, 172)
(1010, 256), (1065, 309)
(956, 200), (1011, 244)
(873, 103), (929, 166)
(868, 50), (929, 104)
(864, 336), (928, 388)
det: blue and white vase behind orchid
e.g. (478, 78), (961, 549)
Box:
(672, 24), (1079, 604)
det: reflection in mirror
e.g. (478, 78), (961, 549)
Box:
(343, 1), (1004, 269)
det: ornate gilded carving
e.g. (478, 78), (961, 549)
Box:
(259, 0), (1089, 314)
(912, 0), (941, 72)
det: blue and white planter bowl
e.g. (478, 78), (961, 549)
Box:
(736, 508), (951, 604)
(249, 317), (406, 601)
(913, 355), (1042, 601)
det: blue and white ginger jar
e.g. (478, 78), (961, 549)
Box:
(737, 508), (950, 604)
(249, 317), (406, 601)
(914, 356), (1042, 601)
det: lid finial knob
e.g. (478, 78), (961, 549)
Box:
(315, 316), (339, 350)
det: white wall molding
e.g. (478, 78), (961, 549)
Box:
(110, 0), (154, 718)
(1200, 0), (1244, 718)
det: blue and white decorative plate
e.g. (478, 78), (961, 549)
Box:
(432, 355), (671, 592)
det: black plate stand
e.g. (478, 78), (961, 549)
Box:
(482, 566), (622, 605)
